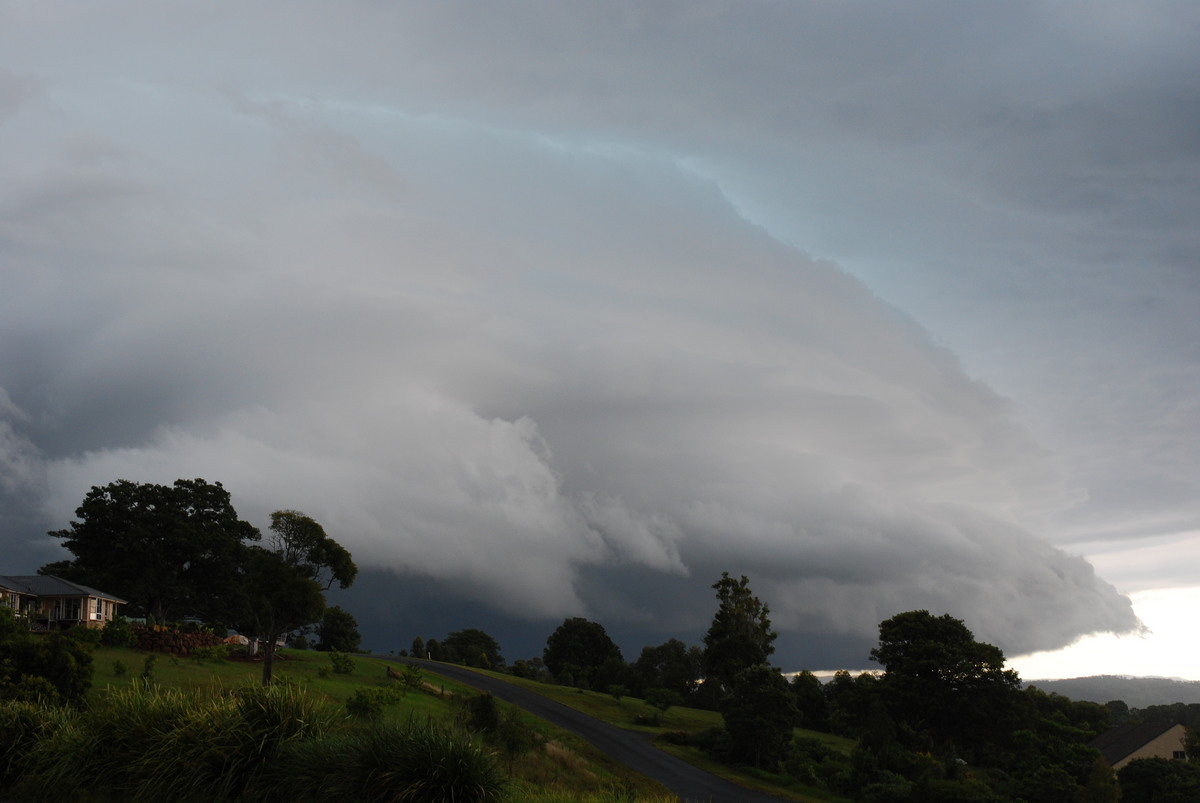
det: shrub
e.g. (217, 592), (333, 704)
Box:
(67, 625), (102, 648)
(112, 659), (129, 677)
(99, 619), (136, 648)
(400, 663), (424, 693)
(188, 644), (229, 663)
(644, 688), (682, 714)
(465, 692), (499, 734)
(494, 706), (541, 766)
(346, 688), (392, 721)
(140, 654), (157, 682)
(329, 650), (356, 675)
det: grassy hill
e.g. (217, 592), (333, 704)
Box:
(83, 646), (674, 802)
(76, 646), (852, 802)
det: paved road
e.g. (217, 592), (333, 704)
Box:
(383, 657), (789, 803)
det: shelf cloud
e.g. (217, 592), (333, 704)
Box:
(6, 1), (1192, 667)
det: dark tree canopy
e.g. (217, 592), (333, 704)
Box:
(870, 609), (1022, 756)
(231, 546), (327, 687)
(225, 509), (355, 685)
(791, 670), (831, 731)
(267, 510), (357, 590)
(315, 606), (361, 653)
(1118, 758), (1200, 803)
(543, 617), (623, 688)
(719, 664), (798, 769)
(701, 572), (777, 692)
(42, 478), (260, 623)
(441, 628), (505, 670)
(633, 638), (703, 700)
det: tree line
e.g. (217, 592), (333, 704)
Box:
(412, 574), (1199, 802)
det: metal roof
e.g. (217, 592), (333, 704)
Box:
(0, 574), (128, 604)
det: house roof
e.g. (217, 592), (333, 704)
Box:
(1089, 721), (1183, 766)
(0, 574), (127, 604)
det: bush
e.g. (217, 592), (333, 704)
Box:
(189, 644), (229, 663)
(465, 692), (499, 734)
(494, 706), (541, 765)
(67, 625), (102, 648)
(346, 687), (396, 721)
(100, 615), (136, 647)
(140, 654), (157, 682)
(0, 611), (94, 708)
(329, 650), (356, 675)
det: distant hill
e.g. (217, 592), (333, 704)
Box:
(1025, 676), (1200, 709)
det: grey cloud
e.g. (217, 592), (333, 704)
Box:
(4, 1), (1184, 664)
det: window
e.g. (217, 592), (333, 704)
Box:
(1173, 750), (1187, 760)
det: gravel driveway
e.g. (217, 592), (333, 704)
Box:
(384, 658), (790, 803)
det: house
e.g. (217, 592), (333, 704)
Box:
(1090, 721), (1191, 769)
(0, 575), (127, 631)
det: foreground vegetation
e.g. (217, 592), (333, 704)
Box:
(1, 639), (678, 802)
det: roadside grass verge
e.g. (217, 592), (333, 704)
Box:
(84, 648), (850, 802)
(78, 647), (672, 801)
(417, 663), (857, 803)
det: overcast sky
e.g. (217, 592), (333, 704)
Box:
(3, 1), (1197, 676)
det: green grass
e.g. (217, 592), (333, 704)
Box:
(418, 664), (857, 803)
(84, 649), (855, 802)
(82, 647), (674, 801)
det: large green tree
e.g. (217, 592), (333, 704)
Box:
(701, 572), (777, 693)
(543, 617), (623, 688)
(266, 510), (357, 590)
(719, 664), (798, 769)
(869, 609), (1022, 756)
(232, 510), (357, 686)
(42, 478), (260, 623)
(441, 628), (505, 670)
(633, 638), (703, 700)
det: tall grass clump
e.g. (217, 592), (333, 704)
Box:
(267, 720), (507, 803)
(0, 700), (73, 791)
(10, 682), (342, 801)
(17, 683), (195, 798)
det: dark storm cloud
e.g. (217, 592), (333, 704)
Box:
(4, 1), (1192, 666)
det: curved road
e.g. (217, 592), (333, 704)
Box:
(384, 658), (788, 803)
